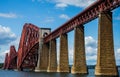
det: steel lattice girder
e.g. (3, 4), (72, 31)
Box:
(7, 45), (17, 69)
(44, 0), (120, 43)
(21, 43), (39, 69)
(17, 23), (39, 69)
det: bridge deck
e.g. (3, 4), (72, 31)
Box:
(44, 0), (120, 43)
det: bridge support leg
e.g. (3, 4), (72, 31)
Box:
(47, 39), (57, 72)
(35, 39), (49, 72)
(95, 11), (118, 76)
(57, 33), (69, 72)
(40, 43), (49, 72)
(71, 26), (88, 74)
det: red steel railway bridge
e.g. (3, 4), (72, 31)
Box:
(3, 0), (120, 76)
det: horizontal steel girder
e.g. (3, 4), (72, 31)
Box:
(44, 0), (120, 43)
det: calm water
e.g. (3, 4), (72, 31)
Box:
(0, 67), (120, 77)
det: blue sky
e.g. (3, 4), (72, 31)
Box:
(0, 0), (120, 65)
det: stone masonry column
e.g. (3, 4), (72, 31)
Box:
(35, 38), (43, 72)
(57, 33), (69, 72)
(35, 28), (51, 72)
(71, 26), (88, 74)
(39, 43), (49, 71)
(47, 39), (57, 72)
(35, 39), (49, 72)
(95, 11), (118, 76)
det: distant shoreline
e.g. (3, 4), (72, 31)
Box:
(0, 63), (120, 69)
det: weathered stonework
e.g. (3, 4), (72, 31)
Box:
(57, 34), (69, 72)
(71, 26), (88, 74)
(47, 39), (57, 72)
(35, 37), (43, 72)
(35, 40), (49, 72)
(95, 11), (118, 76)
(35, 28), (51, 72)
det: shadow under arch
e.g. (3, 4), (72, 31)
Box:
(20, 42), (39, 70)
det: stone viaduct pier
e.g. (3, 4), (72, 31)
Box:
(3, 0), (120, 76)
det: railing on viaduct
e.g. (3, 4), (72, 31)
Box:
(3, 0), (120, 76)
(44, 0), (120, 43)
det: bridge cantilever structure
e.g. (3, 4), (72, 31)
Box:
(3, 45), (17, 70)
(17, 23), (39, 70)
(3, 53), (8, 69)
(2, 0), (120, 76)
(7, 45), (17, 69)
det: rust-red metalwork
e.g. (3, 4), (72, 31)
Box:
(17, 23), (39, 70)
(3, 0), (120, 70)
(3, 53), (8, 69)
(44, 0), (120, 43)
(7, 45), (17, 69)
(21, 43), (39, 69)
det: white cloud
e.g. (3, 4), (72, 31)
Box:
(85, 36), (97, 65)
(85, 36), (97, 48)
(115, 48), (120, 65)
(0, 12), (17, 18)
(85, 36), (120, 65)
(85, 36), (97, 64)
(0, 50), (9, 56)
(0, 25), (18, 63)
(48, 0), (95, 8)
(117, 48), (120, 54)
(57, 39), (60, 64)
(0, 25), (17, 45)
(56, 3), (68, 8)
(69, 47), (73, 65)
(0, 37), (19, 63)
(68, 36), (97, 65)
(9, 37), (20, 50)
(115, 48), (120, 60)
(86, 46), (97, 56)
(87, 55), (97, 61)
(0, 50), (9, 63)
(59, 14), (70, 20)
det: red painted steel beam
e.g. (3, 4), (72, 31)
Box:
(7, 45), (17, 69)
(17, 23), (39, 69)
(44, 0), (120, 43)
(21, 43), (39, 69)
(3, 53), (8, 69)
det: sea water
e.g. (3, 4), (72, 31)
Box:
(0, 67), (120, 77)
